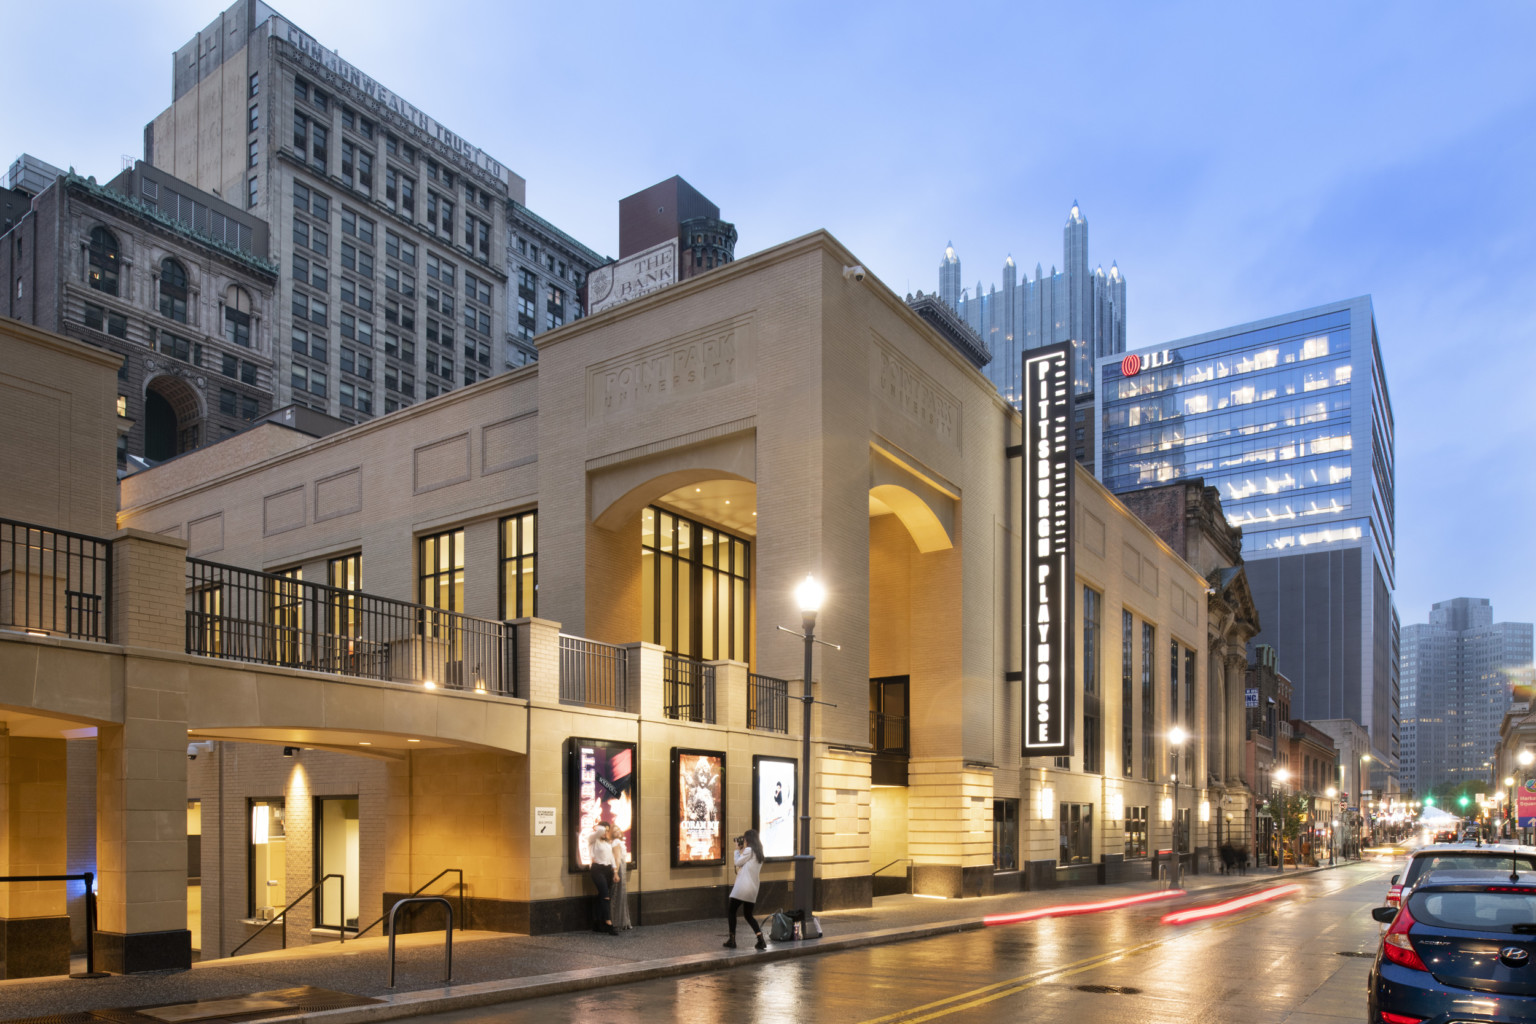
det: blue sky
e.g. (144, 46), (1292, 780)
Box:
(7, 0), (1535, 630)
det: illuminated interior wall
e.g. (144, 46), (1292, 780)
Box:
(869, 785), (909, 880)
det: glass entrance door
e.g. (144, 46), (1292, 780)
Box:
(315, 797), (360, 930)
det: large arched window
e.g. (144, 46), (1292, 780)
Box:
(159, 258), (189, 322)
(224, 284), (253, 347)
(88, 227), (120, 295)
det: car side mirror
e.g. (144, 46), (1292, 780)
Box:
(1372, 907), (1398, 924)
(1391, 874), (1400, 884)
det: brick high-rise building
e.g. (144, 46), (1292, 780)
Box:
(147, 0), (522, 421)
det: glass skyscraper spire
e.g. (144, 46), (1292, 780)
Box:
(940, 202), (1126, 405)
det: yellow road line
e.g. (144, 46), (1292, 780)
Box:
(854, 880), (1354, 1024)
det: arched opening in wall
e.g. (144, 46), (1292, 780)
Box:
(867, 476), (960, 893)
(144, 374), (203, 461)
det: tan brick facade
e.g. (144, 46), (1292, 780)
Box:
(2, 230), (1224, 973)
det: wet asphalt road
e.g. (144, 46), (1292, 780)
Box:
(410, 861), (1392, 1024)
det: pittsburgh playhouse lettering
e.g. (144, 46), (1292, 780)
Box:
(1029, 354), (1069, 746)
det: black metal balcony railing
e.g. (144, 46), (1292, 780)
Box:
(1, 518), (112, 642)
(870, 711), (910, 755)
(663, 653), (716, 724)
(558, 634), (628, 711)
(185, 558), (519, 696)
(747, 673), (789, 733)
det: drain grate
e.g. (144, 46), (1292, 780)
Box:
(1337, 951), (1375, 958)
(1073, 984), (1143, 995)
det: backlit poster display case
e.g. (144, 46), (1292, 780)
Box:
(753, 755), (797, 860)
(567, 737), (636, 873)
(671, 748), (725, 866)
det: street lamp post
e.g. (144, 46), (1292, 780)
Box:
(1517, 749), (1535, 844)
(1326, 787), (1338, 863)
(1169, 726), (1187, 889)
(1358, 753), (1372, 852)
(1275, 767), (1292, 869)
(792, 574), (824, 936)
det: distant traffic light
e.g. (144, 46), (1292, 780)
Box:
(1425, 795), (1436, 806)
(1458, 795), (1470, 808)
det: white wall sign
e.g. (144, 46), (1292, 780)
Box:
(534, 806), (556, 836)
(588, 240), (678, 315)
(1022, 342), (1074, 757)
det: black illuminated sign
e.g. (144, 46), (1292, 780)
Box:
(1022, 342), (1074, 757)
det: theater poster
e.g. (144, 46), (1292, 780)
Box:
(672, 748), (725, 866)
(566, 737), (636, 873)
(753, 755), (797, 860)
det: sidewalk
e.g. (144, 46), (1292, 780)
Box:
(0, 860), (1374, 1024)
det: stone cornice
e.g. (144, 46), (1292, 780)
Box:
(65, 174), (279, 278)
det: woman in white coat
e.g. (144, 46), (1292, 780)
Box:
(723, 828), (766, 950)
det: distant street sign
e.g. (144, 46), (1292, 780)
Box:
(1245, 688), (1259, 708)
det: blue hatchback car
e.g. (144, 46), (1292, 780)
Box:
(1369, 870), (1536, 1024)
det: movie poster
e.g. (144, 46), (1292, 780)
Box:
(754, 756), (797, 859)
(672, 748), (725, 866)
(567, 738), (636, 873)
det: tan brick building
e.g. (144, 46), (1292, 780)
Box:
(2, 227), (1221, 974)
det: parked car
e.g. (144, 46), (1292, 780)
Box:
(1370, 870), (1536, 1023)
(1383, 843), (1536, 911)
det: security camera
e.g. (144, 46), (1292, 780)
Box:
(187, 740), (214, 761)
(843, 265), (866, 283)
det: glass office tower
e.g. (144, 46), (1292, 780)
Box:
(1095, 297), (1399, 774)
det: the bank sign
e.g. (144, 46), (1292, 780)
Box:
(1022, 343), (1074, 757)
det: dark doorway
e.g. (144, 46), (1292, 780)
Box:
(144, 389), (178, 461)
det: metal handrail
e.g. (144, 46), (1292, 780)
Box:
(747, 673), (789, 732)
(0, 517), (113, 641)
(0, 872), (104, 978)
(355, 867), (464, 939)
(387, 896), (452, 988)
(185, 558), (519, 696)
(872, 858), (910, 876)
(558, 633), (628, 709)
(663, 652), (715, 723)
(229, 873), (344, 957)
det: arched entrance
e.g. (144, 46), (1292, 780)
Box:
(866, 461), (961, 895)
(143, 375), (203, 461)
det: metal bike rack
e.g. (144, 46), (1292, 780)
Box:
(386, 895), (453, 988)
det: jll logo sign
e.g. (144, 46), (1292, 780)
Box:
(1022, 342), (1074, 757)
(1120, 350), (1173, 377)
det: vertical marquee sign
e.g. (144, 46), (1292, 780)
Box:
(1022, 342), (1075, 757)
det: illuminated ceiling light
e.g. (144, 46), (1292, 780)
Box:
(407, 738), (420, 743)
(358, 741), (372, 746)
(423, 679), (437, 689)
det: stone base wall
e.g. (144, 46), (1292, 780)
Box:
(0, 916), (71, 979)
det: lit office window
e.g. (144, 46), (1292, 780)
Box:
(499, 511), (537, 619)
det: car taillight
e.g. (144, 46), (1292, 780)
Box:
(1379, 1012), (1424, 1024)
(1381, 902), (1428, 972)
(1386, 885), (1401, 907)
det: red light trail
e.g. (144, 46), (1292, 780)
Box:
(984, 888), (1185, 926)
(1160, 884), (1303, 925)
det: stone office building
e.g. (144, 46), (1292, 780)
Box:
(0, 160), (277, 465)
(2, 227), (1226, 974)
(147, 0), (517, 423)
(505, 201), (607, 368)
